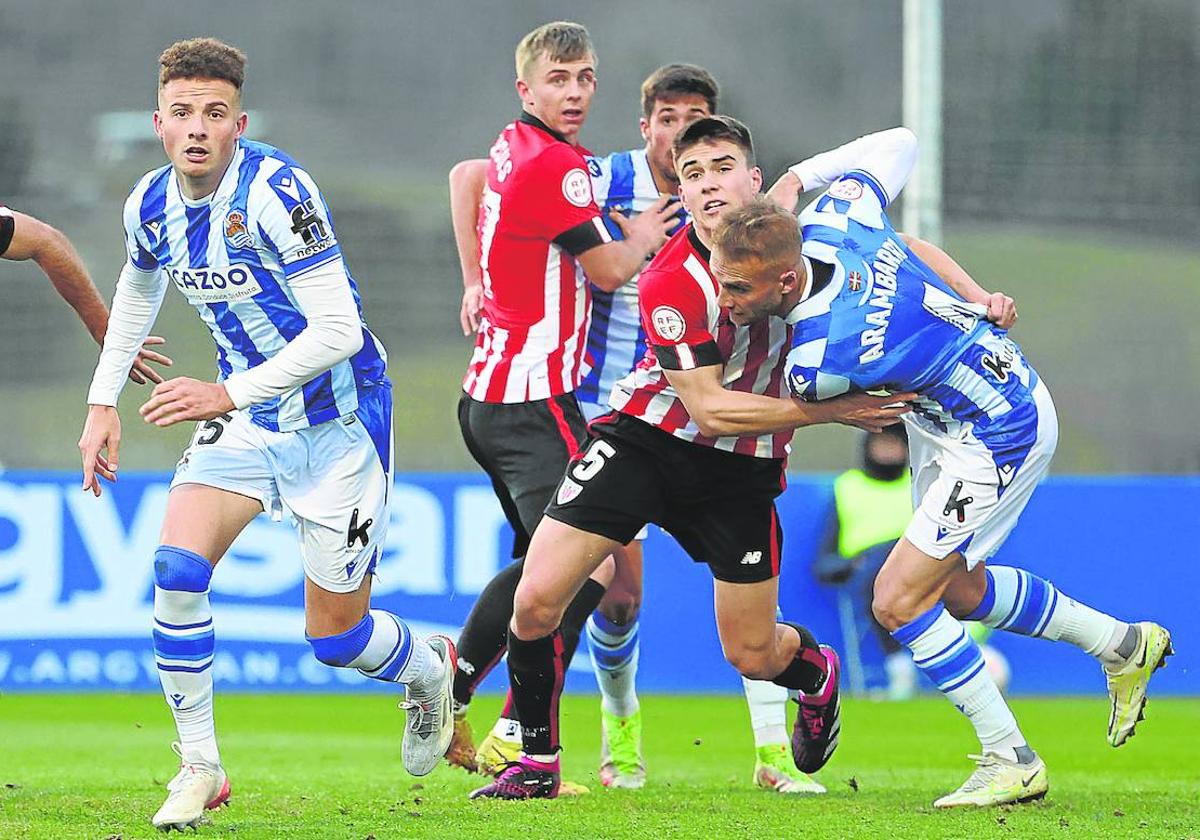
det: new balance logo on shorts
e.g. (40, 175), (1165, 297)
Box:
(740, 551), (763, 565)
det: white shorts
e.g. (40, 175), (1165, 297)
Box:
(170, 387), (393, 593)
(905, 379), (1058, 570)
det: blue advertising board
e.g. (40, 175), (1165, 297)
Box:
(0, 472), (1195, 695)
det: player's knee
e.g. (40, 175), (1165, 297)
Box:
(153, 545), (213, 593)
(512, 583), (564, 639)
(724, 643), (775, 681)
(307, 614), (372, 668)
(871, 574), (911, 632)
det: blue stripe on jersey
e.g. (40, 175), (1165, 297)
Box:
(847, 169), (890, 206)
(184, 204), (211, 265)
(354, 384), (392, 474)
(578, 289), (615, 404)
(138, 169), (171, 268)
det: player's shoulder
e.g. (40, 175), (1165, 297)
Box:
(123, 164), (172, 223)
(641, 227), (710, 294)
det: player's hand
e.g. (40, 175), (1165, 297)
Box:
(985, 292), (1017, 330)
(79, 405), (122, 497)
(766, 171), (804, 213)
(815, 391), (917, 433)
(460, 283), (484, 336)
(139, 377), (236, 427)
(128, 335), (174, 385)
(611, 195), (679, 255)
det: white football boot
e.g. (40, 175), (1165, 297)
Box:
(151, 742), (230, 831)
(400, 634), (457, 776)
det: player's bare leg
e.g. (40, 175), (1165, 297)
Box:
(713, 578), (840, 776)
(471, 519), (617, 800)
(589, 541), (647, 789)
(150, 484), (261, 831)
(873, 540), (1046, 807)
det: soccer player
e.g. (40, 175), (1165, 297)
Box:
(450, 66), (823, 794)
(446, 21), (678, 791)
(76, 38), (456, 831)
(709, 129), (1173, 807)
(1, 205), (170, 385)
(468, 116), (917, 801)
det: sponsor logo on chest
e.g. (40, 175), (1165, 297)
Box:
(167, 263), (263, 305)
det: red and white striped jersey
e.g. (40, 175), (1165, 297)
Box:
(463, 113), (613, 404)
(609, 225), (794, 459)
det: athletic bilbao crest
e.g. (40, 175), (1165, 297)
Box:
(224, 211), (254, 249)
(557, 477), (583, 505)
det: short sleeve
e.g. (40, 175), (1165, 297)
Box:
(638, 267), (723, 370)
(255, 165), (343, 279)
(523, 144), (603, 242)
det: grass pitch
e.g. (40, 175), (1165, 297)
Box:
(1, 692), (1197, 839)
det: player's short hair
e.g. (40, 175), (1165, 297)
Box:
(515, 21), (595, 80)
(712, 197), (802, 272)
(673, 115), (755, 168)
(159, 38), (246, 94)
(640, 64), (719, 119)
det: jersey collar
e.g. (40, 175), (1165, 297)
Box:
(518, 110), (569, 144)
(686, 225), (711, 264)
(786, 255), (838, 324)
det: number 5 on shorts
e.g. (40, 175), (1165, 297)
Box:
(571, 440), (616, 482)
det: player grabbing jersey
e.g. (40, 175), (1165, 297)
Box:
(77, 38), (456, 831)
(710, 129), (1173, 808)
(467, 117), (917, 801)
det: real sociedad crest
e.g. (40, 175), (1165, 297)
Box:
(224, 210), (254, 249)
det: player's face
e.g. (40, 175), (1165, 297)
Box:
(712, 253), (797, 326)
(516, 53), (597, 144)
(154, 77), (247, 197)
(675, 140), (763, 238)
(640, 95), (712, 187)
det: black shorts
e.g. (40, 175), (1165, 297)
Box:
(457, 392), (589, 558)
(546, 412), (786, 583)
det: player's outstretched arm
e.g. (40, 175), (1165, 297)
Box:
(899, 233), (1017, 329)
(449, 158), (488, 335)
(664, 364), (914, 437)
(579, 196), (679, 292)
(772, 127), (919, 211)
(2, 208), (110, 345)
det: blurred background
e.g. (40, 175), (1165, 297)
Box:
(0, 0), (1196, 699)
(1, 0), (1196, 474)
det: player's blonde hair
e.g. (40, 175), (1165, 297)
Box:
(712, 198), (802, 274)
(159, 37), (246, 96)
(515, 21), (595, 81)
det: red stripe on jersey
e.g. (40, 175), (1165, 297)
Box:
(462, 117), (600, 404)
(611, 225), (796, 459)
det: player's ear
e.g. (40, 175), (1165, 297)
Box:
(780, 269), (798, 294)
(152, 110), (165, 140)
(750, 166), (763, 192)
(235, 112), (248, 139)
(639, 117), (650, 142)
(515, 77), (531, 106)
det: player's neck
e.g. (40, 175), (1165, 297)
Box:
(176, 165), (229, 203)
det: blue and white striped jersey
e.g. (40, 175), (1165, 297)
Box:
(577, 148), (686, 411)
(123, 138), (388, 432)
(787, 171), (1044, 484)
